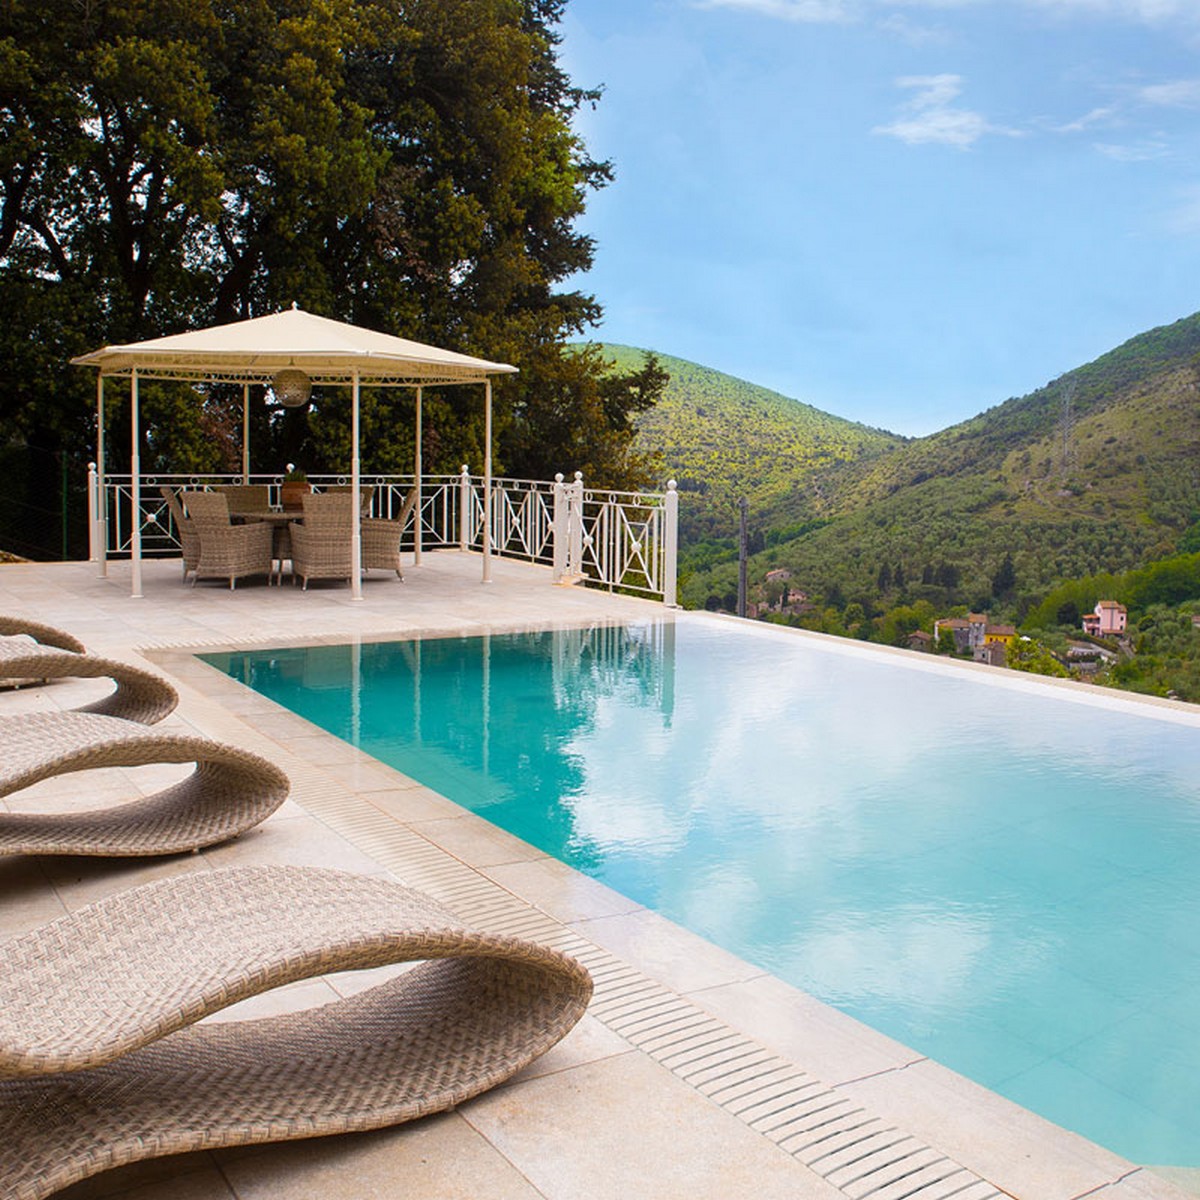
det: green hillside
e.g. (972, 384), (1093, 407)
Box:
(587, 344), (904, 543)
(679, 312), (1200, 614)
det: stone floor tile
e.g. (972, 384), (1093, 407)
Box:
(485, 856), (643, 923)
(464, 1050), (843, 1200)
(53, 1156), (232, 1200)
(690, 972), (922, 1086)
(574, 906), (763, 995)
(217, 1114), (546, 1200)
(408, 812), (545, 868)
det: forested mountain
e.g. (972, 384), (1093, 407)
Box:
(634, 311), (1200, 616)
(587, 344), (903, 544)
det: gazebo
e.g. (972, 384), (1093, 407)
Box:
(72, 307), (518, 599)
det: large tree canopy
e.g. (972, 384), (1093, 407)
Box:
(0, 0), (665, 556)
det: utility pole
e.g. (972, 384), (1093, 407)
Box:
(737, 497), (748, 618)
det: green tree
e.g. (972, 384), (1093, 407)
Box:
(1, 0), (647, 556)
(503, 344), (667, 489)
(991, 552), (1016, 600)
(1006, 637), (1070, 678)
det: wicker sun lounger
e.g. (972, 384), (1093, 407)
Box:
(0, 712), (289, 857)
(0, 617), (86, 654)
(0, 865), (593, 1200)
(0, 617), (89, 689)
(0, 641), (178, 723)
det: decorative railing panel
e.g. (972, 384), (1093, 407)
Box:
(90, 468), (677, 605)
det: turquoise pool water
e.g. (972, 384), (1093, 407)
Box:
(205, 618), (1200, 1166)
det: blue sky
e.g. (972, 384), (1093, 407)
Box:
(558, 0), (1200, 436)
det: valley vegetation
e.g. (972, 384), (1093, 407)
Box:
(635, 313), (1200, 700)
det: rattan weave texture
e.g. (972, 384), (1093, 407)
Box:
(0, 866), (593, 1199)
(0, 641), (178, 723)
(290, 491), (355, 588)
(0, 619), (85, 654)
(183, 491), (275, 588)
(0, 711), (289, 856)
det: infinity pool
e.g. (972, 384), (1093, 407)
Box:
(205, 618), (1200, 1166)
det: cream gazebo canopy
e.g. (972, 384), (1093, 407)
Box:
(72, 306), (519, 598)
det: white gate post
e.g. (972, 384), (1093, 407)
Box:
(567, 471), (584, 583)
(130, 368), (143, 599)
(458, 465), (470, 551)
(552, 473), (567, 582)
(95, 373), (107, 577)
(87, 463), (98, 564)
(664, 479), (679, 607)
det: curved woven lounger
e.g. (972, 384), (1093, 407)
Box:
(0, 618), (88, 689)
(0, 642), (177, 723)
(0, 712), (290, 857)
(0, 866), (593, 1200)
(0, 617), (86, 654)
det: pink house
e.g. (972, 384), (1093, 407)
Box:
(1081, 600), (1127, 637)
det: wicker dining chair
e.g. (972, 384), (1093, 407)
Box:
(0, 865), (593, 1200)
(218, 483), (272, 514)
(182, 491), (274, 589)
(290, 491), (356, 589)
(158, 487), (200, 581)
(323, 483), (374, 512)
(360, 486), (418, 579)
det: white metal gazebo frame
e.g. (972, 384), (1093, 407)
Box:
(72, 306), (519, 599)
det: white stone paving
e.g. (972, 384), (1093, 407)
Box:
(0, 553), (1194, 1200)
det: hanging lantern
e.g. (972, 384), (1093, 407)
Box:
(272, 368), (312, 408)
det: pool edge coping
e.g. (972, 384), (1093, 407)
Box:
(141, 622), (1197, 1200)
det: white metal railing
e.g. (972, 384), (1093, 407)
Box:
(88, 466), (678, 605)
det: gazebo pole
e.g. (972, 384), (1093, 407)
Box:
(350, 368), (363, 600)
(130, 367), (143, 598)
(413, 386), (422, 566)
(482, 379), (492, 583)
(242, 383), (251, 482)
(96, 372), (107, 577)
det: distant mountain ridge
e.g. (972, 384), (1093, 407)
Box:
(589, 312), (1200, 614)
(585, 343), (904, 544)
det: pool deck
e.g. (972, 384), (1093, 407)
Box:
(1, 552), (1196, 1200)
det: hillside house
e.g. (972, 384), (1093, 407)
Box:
(757, 570), (810, 616)
(1081, 601), (1127, 637)
(933, 612), (990, 654)
(1066, 640), (1116, 677)
(933, 614), (1016, 661)
(973, 641), (1009, 667)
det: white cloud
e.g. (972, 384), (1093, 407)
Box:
(1138, 79), (1200, 107)
(699, 0), (1200, 22)
(876, 13), (954, 44)
(1094, 137), (1170, 160)
(1165, 185), (1200, 234)
(874, 74), (1021, 148)
(900, 72), (965, 107)
(693, 0), (859, 21)
(1024, 0), (1194, 18)
(1054, 105), (1120, 133)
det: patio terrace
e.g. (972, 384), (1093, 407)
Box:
(0, 552), (1194, 1200)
